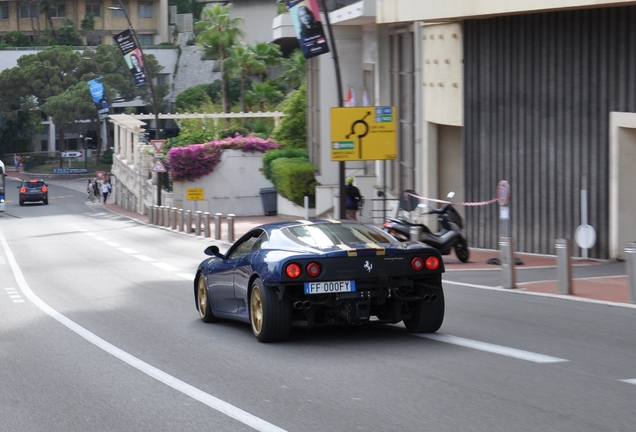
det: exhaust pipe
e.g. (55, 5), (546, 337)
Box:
(430, 294), (438, 302)
(303, 301), (312, 309)
(293, 301), (303, 310)
(423, 295), (430, 303)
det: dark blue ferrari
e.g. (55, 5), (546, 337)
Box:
(194, 220), (445, 342)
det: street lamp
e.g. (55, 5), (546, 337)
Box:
(109, 0), (163, 206)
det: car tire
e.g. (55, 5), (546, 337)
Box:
(250, 278), (290, 343)
(455, 239), (469, 263)
(403, 289), (445, 333)
(19, 200), (24, 206)
(44, 198), (48, 205)
(196, 274), (221, 323)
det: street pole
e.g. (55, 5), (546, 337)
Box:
(84, 49), (114, 165)
(110, 0), (163, 206)
(318, 0), (346, 220)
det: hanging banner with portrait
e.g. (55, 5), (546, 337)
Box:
(286, 0), (330, 59)
(88, 78), (110, 120)
(113, 29), (148, 87)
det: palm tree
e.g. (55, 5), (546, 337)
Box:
(225, 43), (260, 113)
(196, 4), (245, 113)
(279, 49), (306, 90)
(249, 42), (282, 82)
(247, 81), (283, 112)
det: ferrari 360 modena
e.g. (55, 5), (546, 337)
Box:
(194, 220), (445, 342)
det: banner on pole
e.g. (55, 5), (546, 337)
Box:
(286, 0), (329, 59)
(88, 78), (110, 120)
(113, 29), (148, 87)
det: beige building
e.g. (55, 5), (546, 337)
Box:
(0, 0), (169, 45)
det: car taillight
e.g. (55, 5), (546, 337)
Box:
(425, 256), (440, 271)
(306, 262), (321, 278)
(411, 257), (424, 271)
(20, 188), (26, 193)
(41, 186), (48, 192)
(285, 263), (301, 279)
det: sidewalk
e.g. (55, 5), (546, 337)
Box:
(10, 172), (634, 307)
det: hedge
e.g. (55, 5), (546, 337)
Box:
(270, 157), (318, 206)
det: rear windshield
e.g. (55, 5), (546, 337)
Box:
(23, 181), (45, 188)
(285, 223), (396, 248)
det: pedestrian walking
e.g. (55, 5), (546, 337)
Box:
(101, 179), (112, 204)
(93, 179), (101, 201)
(345, 176), (362, 220)
(87, 179), (96, 202)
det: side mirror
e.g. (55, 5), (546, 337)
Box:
(204, 245), (224, 259)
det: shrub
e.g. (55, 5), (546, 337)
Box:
(270, 157), (318, 206)
(175, 84), (210, 111)
(168, 134), (282, 181)
(272, 82), (306, 148)
(262, 148), (308, 181)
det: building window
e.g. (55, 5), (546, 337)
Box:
(50, 3), (66, 18)
(111, 1), (128, 17)
(20, 4), (38, 18)
(86, 3), (102, 17)
(1, 6), (9, 19)
(137, 34), (153, 46)
(138, 2), (152, 18)
(156, 74), (169, 85)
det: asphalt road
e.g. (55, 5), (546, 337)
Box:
(1, 178), (635, 432)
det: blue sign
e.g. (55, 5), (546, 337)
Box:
(88, 78), (110, 120)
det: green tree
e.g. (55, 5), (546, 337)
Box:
(196, 3), (244, 113)
(41, 82), (98, 161)
(46, 18), (83, 46)
(278, 49), (306, 90)
(225, 43), (259, 113)
(272, 81), (306, 148)
(247, 81), (283, 112)
(249, 42), (282, 82)
(0, 31), (32, 47)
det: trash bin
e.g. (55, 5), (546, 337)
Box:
(260, 188), (277, 216)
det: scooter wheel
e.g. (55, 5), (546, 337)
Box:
(455, 239), (470, 263)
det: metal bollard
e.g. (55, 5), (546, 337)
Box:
(157, 206), (163, 226)
(203, 212), (211, 238)
(185, 210), (192, 233)
(164, 207), (170, 228)
(500, 237), (516, 289)
(555, 239), (572, 295)
(214, 213), (222, 240)
(195, 211), (202, 236)
(151, 206), (157, 225)
(177, 209), (183, 232)
(171, 208), (178, 230)
(409, 226), (422, 242)
(626, 242), (636, 304)
(227, 213), (235, 243)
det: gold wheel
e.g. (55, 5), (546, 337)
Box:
(197, 277), (208, 319)
(250, 283), (263, 335)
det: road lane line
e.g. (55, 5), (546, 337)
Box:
(0, 230), (287, 432)
(620, 379), (636, 385)
(416, 334), (569, 364)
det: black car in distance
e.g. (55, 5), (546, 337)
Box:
(18, 179), (49, 206)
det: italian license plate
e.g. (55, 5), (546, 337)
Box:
(304, 280), (356, 295)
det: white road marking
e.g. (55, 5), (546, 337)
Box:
(134, 255), (155, 262)
(416, 333), (569, 364)
(178, 273), (193, 280)
(153, 262), (179, 272)
(0, 229), (286, 432)
(118, 247), (138, 254)
(105, 242), (121, 247)
(94, 236), (107, 242)
(620, 379), (636, 385)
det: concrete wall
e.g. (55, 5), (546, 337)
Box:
(171, 149), (274, 217)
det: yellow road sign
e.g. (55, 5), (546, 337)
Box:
(330, 106), (397, 161)
(186, 188), (204, 201)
